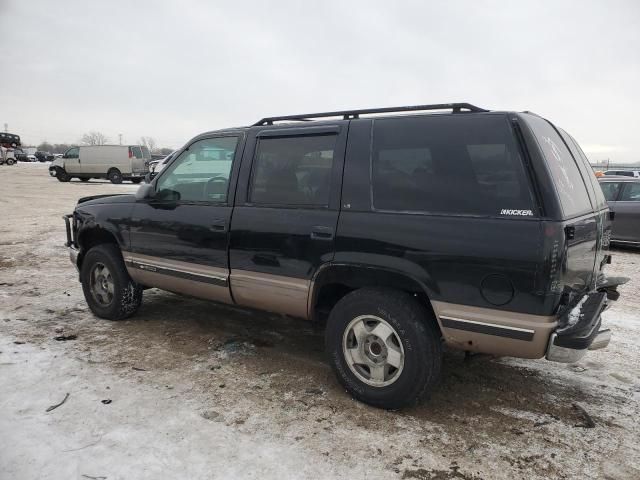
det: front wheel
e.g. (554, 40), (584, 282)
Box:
(80, 244), (143, 320)
(326, 288), (442, 409)
(56, 168), (71, 182)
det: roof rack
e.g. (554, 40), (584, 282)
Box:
(253, 102), (488, 126)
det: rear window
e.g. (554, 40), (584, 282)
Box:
(371, 114), (535, 216)
(525, 115), (592, 218)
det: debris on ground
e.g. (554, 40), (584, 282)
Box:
(53, 334), (77, 342)
(46, 393), (70, 412)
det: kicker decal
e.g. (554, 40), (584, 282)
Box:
(500, 209), (534, 216)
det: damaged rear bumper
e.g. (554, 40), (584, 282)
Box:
(546, 291), (611, 363)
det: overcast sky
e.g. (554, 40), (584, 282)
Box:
(1, 0), (638, 162)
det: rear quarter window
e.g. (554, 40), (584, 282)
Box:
(559, 130), (607, 209)
(371, 114), (536, 217)
(524, 115), (592, 218)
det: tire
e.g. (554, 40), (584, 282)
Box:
(131, 178), (142, 184)
(326, 288), (442, 409)
(108, 168), (123, 184)
(6, 158), (15, 165)
(80, 244), (143, 320)
(56, 168), (71, 182)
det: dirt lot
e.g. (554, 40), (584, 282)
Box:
(1, 163), (639, 479)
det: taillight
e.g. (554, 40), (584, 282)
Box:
(128, 148), (133, 158)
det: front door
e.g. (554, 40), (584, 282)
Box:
(63, 147), (80, 173)
(127, 134), (243, 303)
(229, 125), (347, 319)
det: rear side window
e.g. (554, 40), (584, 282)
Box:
(620, 183), (640, 201)
(559, 131), (607, 209)
(250, 134), (335, 206)
(599, 182), (622, 201)
(371, 114), (535, 216)
(525, 115), (592, 218)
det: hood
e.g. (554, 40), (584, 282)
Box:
(77, 194), (136, 206)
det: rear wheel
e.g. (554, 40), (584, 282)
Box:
(108, 168), (123, 184)
(326, 288), (442, 409)
(80, 244), (142, 320)
(6, 158), (15, 165)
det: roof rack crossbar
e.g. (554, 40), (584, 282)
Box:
(253, 102), (488, 126)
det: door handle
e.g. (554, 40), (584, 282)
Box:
(210, 219), (227, 232)
(310, 225), (334, 241)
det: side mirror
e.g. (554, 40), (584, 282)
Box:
(135, 183), (154, 200)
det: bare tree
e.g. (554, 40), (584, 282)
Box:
(139, 136), (157, 153)
(81, 131), (109, 146)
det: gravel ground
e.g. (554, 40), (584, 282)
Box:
(1, 163), (639, 480)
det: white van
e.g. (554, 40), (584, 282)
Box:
(49, 145), (150, 183)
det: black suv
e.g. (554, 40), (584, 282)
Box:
(63, 103), (624, 409)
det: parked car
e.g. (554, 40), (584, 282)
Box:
(50, 145), (150, 183)
(603, 170), (640, 178)
(26, 154), (37, 162)
(13, 148), (28, 162)
(598, 177), (640, 245)
(62, 103), (623, 409)
(148, 150), (176, 178)
(35, 151), (54, 162)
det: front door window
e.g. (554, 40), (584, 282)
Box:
(155, 136), (238, 203)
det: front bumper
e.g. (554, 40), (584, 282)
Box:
(546, 291), (611, 363)
(69, 245), (79, 271)
(63, 213), (79, 271)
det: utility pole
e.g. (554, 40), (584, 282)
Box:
(3, 123), (7, 133)
(118, 133), (122, 145)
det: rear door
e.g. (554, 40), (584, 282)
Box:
(523, 115), (598, 294)
(614, 182), (640, 243)
(229, 124), (347, 319)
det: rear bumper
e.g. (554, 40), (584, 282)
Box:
(546, 291), (611, 363)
